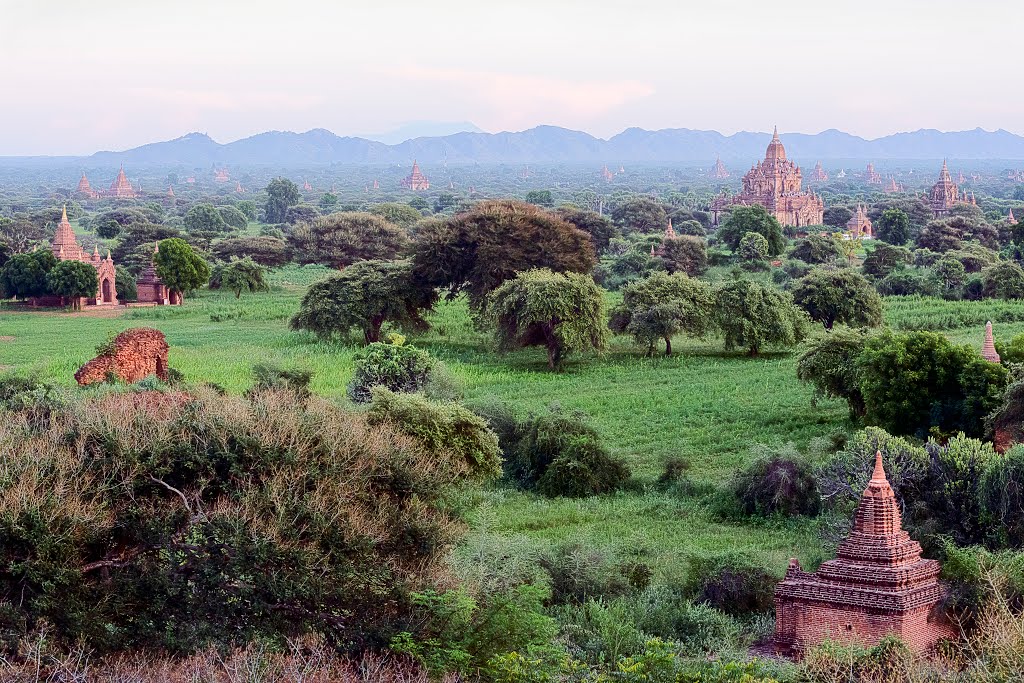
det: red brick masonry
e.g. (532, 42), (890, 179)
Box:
(75, 328), (170, 385)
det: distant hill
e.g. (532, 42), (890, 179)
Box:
(360, 121), (484, 145)
(81, 126), (1024, 165)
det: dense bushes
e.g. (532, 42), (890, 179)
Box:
(347, 336), (437, 403)
(730, 446), (822, 517)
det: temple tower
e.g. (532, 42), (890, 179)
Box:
(929, 160), (960, 218)
(401, 161), (430, 190)
(982, 321), (1001, 363)
(107, 164), (137, 199)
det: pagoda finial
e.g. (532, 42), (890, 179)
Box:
(869, 451), (888, 486)
(772, 125), (779, 141)
(61, 204), (68, 222)
(982, 321), (1001, 363)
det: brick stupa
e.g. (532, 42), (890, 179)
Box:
(982, 321), (1000, 363)
(773, 452), (954, 657)
(845, 204), (873, 239)
(108, 164), (137, 199)
(401, 161), (430, 190)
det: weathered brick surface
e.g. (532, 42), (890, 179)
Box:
(74, 328), (170, 385)
(773, 452), (954, 657)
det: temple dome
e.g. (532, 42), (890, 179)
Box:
(765, 126), (786, 162)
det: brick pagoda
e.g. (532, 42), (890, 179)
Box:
(710, 127), (824, 228)
(401, 161), (430, 190)
(773, 452), (953, 657)
(865, 162), (882, 184)
(1009, 208), (1018, 225)
(929, 160), (962, 218)
(107, 164), (137, 199)
(47, 205), (117, 307)
(809, 161), (828, 182)
(982, 321), (1001, 363)
(885, 176), (903, 193)
(845, 205), (873, 239)
(136, 245), (173, 305)
(711, 156), (730, 179)
(76, 173), (99, 199)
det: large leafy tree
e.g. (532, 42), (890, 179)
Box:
(290, 259), (436, 344)
(264, 178), (301, 223)
(658, 236), (708, 276)
(858, 331), (1007, 437)
(861, 242), (911, 278)
(875, 208), (911, 245)
(796, 326), (873, 418)
(211, 236), (291, 267)
(111, 223), (182, 271)
(611, 197), (668, 234)
(288, 212), (409, 269)
(411, 200), (595, 313)
(790, 234), (842, 264)
(184, 203), (228, 236)
(554, 207), (617, 255)
(712, 280), (808, 356)
(45, 261), (98, 310)
(982, 262), (1024, 300)
(369, 203), (423, 229)
(717, 205), (786, 256)
(216, 258), (270, 299)
(609, 271), (713, 356)
(0, 216), (46, 253)
(153, 238), (210, 303)
(0, 250), (57, 299)
(791, 268), (883, 330)
(487, 268), (607, 370)
(823, 206), (854, 229)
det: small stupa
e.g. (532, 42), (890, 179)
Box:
(982, 321), (1001, 363)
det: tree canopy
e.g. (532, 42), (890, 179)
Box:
(718, 206), (785, 256)
(876, 208), (910, 245)
(609, 271), (713, 356)
(216, 258), (270, 298)
(0, 250), (57, 299)
(712, 280), (808, 356)
(288, 212), (409, 269)
(658, 236), (708, 276)
(46, 260), (99, 309)
(554, 207), (617, 255)
(264, 178), (301, 223)
(611, 197), (668, 234)
(791, 268), (883, 329)
(153, 238), (210, 301)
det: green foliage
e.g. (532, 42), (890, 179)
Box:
(718, 206), (785, 257)
(368, 202), (423, 229)
(264, 177), (300, 223)
(789, 234), (842, 264)
(524, 189), (553, 207)
(412, 200), (596, 312)
(791, 268), (883, 329)
(982, 261), (1024, 300)
(612, 197), (669, 234)
(554, 207), (617, 255)
(875, 268), (941, 297)
(488, 268), (607, 370)
(0, 250), (57, 299)
(856, 331), (1008, 437)
(684, 553), (779, 615)
(730, 447), (821, 518)
(211, 236), (291, 267)
(348, 337), (435, 403)
(153, 237), (210, 297)
(217, 205), (248, 230)
(609, 271), (714, 356)
(290, 259), (435, 344)
(250, 361), (313, 397)
(875, 208), (911, 244)
(978, 446), (1024, 548)
(45, 260), (99, 307)
(712, 280), (808, 356)
(995, 333), (1024, 364)
(659, 236), (708, 276)
(285, 204), (320, 225)
(214, 258), (269, 298)
(235, 200), (258, 222)
(114, 266), (137, 301)
(368, 388), (502, 481)
(183, 203), (228, 235)
(934, 256), (967, 294)
(737, 232), (770, 267)
(861, 242), (911, 278)
(288, 211), (409, 268)
(796, 326), (871, 417)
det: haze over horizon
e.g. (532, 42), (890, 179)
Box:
(3, 0), (1021, 156)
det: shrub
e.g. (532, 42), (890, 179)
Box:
(347, 337), (435, 403)
(875, 268), (941, 297)
(982, 261), (1024, 299)
(796, 326), (871, 417)
(250, 362), (313, 398)
(685, 554), (778, 615)
(712, 280), (809, 356)
(979, 446), (1024, 548)
(539, 544), (633, 605)
(730, 445), (821, 517)
(790, 234), (842, 264)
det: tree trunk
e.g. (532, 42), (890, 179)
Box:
(664, 337), (672, 356)
(544, 322), (562, 371)
(365, 317), (384, 345)
(748, 345), (759, 357)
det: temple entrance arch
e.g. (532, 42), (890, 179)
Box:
(101, 278), (114, 303)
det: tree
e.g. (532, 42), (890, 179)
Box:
(524, 190), (553, 207)
(712, 280), (808, 356)
(876, 208), (910, 245)
(218, 205), (248, 230)
(288, 212), (409, 268)
(0, 250), (57, 299)
(857, 331), (1007, 437)
(211, 236), (291, 267)
(671, 219), (706, 236)
(45, 260), (98, 310)
(319, 192), (339, 214)
(285, 204), (320, 225)
(487, 269), (607, 370)
(917, 216), (998, 253)
(411, 200), (596, 313)
(369, 202), (423, 229)
(791, 268), (883, 330)
(718, 205), (785, 256)
(796, 326), (872, 417)
(184, 203), (228, 235)
(217, 258), (269, 298)
(862, 242), (911, 278)
(658, 236), (708, 276)
(608, 271), (713, 356)
(0, 242), (10, 269)
(738, 231), (770, 269)
(0, 216), (46, 253)
(823, 206), (854, 229)
(236, 201), (258, 222)
(611, 197), (668, 234)
(264, 178), (300, 223)
(153, 238), (210, 303)
(790, 234), (842, 264)
(111, 223), (181, 270)
(554, 207), (617, 255)
(115, 265), (137, 301)
(290, 260), (436, 344)
(935, 257), (966, 294)
(982, 262), (1024, 300)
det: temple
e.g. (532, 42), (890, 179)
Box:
(166, 185), (175, 198)
(136, 245), (175, 305)
(401, 161), (430, 190)
(303, 179), (313, 192)
(1009, 208), (1018, 225)
(885, 176), (903, 193)
(49, 206), (117, 306)
(865, 163), (882, 184)
(982, 321), (1001, 364)
(235, 181), (245, 194)
(809, 161), (828, 182)
(845, 204), (873, 239)
(710, 128), (824, 227)
(214, 168), (230, 183)
(773, 452), (953, 658)
(601, 165), (614, 182)
(929, 160), (963, 218)
(107, 164), (137, 199)
(76, 173), (99, 199)
(711, 156), (730, 179)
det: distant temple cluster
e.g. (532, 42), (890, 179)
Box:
(401, 161), (430, 190)
(711, 128), (824, 227)
(864, 162), (882, 184)
(929, 160), (976, 218)
(76, 165), (138, 199)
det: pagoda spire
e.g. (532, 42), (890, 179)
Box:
(982, 321), (1001, 363)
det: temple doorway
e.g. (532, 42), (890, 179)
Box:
(101, 278), (114, 303)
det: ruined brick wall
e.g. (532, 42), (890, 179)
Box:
(75, 328), (170, 385)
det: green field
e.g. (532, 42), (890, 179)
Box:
(2, 270), (1019, 583)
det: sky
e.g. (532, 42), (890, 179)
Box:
(2, 0), (1022, 156)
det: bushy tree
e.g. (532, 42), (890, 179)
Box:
(290, 259), (435, 344)
(524, 189), (553, 207)
(115, 265), (137, 301)
(0, 250), (57, 299)
(935, 256), (967, 294)
(875, 208), (910, 245)
(412, 200), (595, 313)
(554, 207), (617, 255)
(111, 223), (181, 270)
(215, 258), (269, 298)
(153, 237), (210, 302)
(236, 200), (258, 222)
(731, 449), (821, 517)
(718, 205), (785, 256)
(348, 339), (435, 403)
(45, 260), (98, 309)
(611, 197), (668, 234)
(289, 212), (409, 268)
(712, 280), (808, 356)
(861, 242), (911, 278)
(796, 326), (871, 417)
(264, 177), (300, 223)
(211, 236), (291, 267)
(790, 234), (842, 264)
(609, 271), (713, 356)
(487, 268), (606, 370)
(857, 331), (1008, 437)
(217, 205), (249, 230)
(658, 235), (708, 276)
(823, 206), (854, 229)
(285, 204), (320, 225)
(369, 202), (423, 229)
(184, 203), (228, 235)
(791, 268), (883, 329)
(738, 231), (770, 268)
(875, 268), (941, 297)
(982, 262), (1024, 300)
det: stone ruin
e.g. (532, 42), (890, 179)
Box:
(772, 452), (954, 657)
(74, 328), (170, 386)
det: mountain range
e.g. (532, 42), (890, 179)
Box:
(65, 126), (1024, 165)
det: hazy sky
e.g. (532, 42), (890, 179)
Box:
(2, 0), (1021, 155)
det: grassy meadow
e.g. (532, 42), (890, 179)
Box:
(1, 268), (1018, 584)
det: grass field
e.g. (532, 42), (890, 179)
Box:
(2, 270), (1018, 582)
